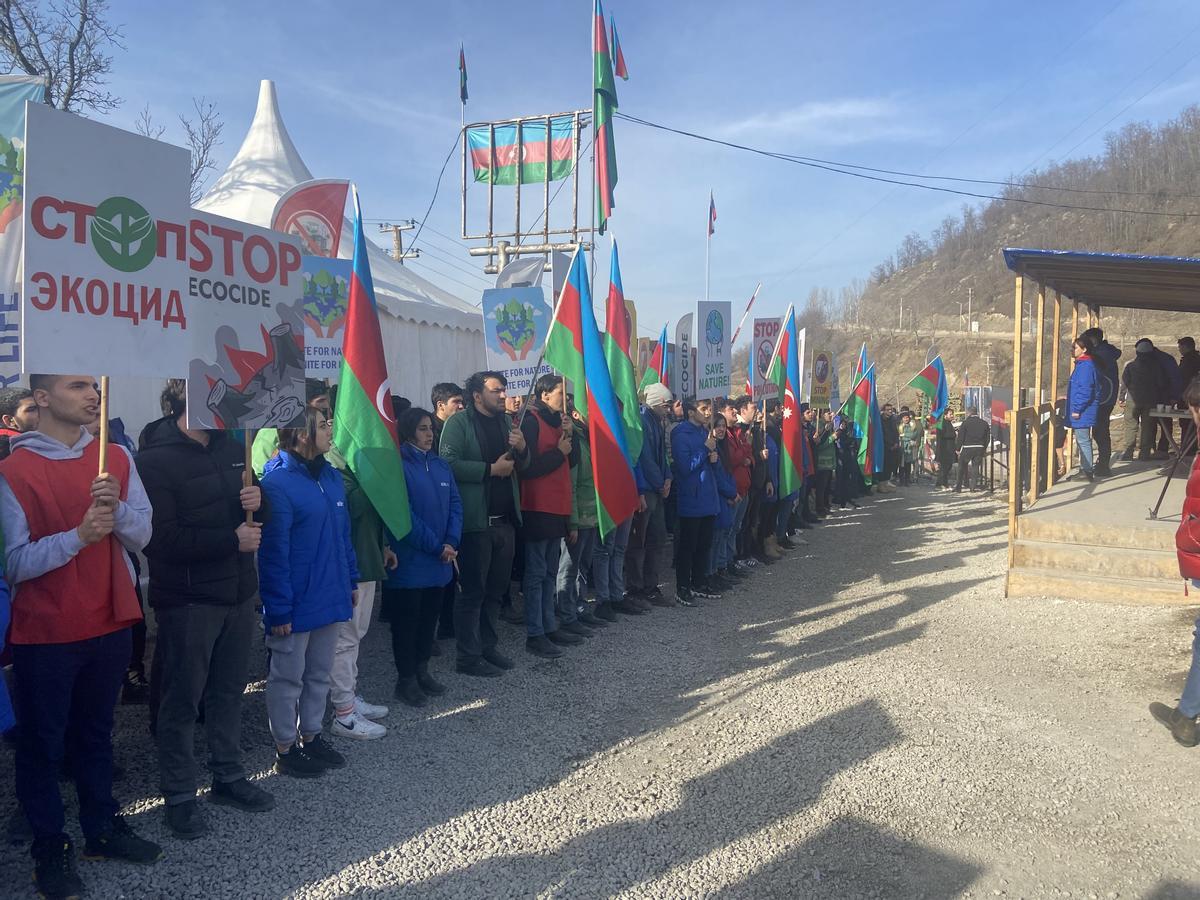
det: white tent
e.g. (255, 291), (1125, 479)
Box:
(196, 79), (485, 406)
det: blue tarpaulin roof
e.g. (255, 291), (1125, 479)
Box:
(1003, 248), (1200, 313)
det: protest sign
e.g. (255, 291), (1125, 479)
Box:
(0, 76), (44, 387)
(298, 255), (351, 380)
(184, 210), (306, 429)
(22, 103), (193, 377)
(810, 347), (833, 407)
(752, 316), (781, 401)
(696, 301), (731, 400)
(480, 285), (552, 394)
(271, 178), (349, 258)
(674, 314), (692, 397)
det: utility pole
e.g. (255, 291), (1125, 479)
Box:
(379, 221), (419, 264)
(967, 287), (973, 331)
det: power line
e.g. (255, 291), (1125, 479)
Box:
(615, 111), (1200, 218)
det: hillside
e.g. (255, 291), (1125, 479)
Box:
(796, 104), (1200, 407)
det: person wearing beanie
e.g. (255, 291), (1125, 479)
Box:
(1120, 339), (1169, 461)
(624, 383), (673, 612)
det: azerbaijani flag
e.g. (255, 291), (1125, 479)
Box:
(843, 362), (877, 477)
(459, 45), (468, 103)
(908, 355), (949, 421)
(333, 188), (411, 539)
(852, 342), (868, 386)
(708, 192), (717, 237)
(766, 305), (807, 497)
(610, 15), (628, 80)
(639, 324), (668, 389)
(467, 117), (574, 185)
(604, 241), (643, 461)
(594, 0), (619, 234)
(545, 249), (639, 537)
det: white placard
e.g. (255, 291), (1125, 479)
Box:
(695, 300), (732, 400)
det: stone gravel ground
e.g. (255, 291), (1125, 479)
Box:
(3, 486), (1200, 899)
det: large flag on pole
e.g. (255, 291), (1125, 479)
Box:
(333, 188), (411, 540)
(639, 324), (668, 389)
(458, 45), (468, 103)
(843, 363), (877, 477)
(766, 306), (806, 497)
(610, 15), (629, 80)
(852, 342), (868, 385)
(708, 192), (717, 236)
(604, 241), (643, 461)
(545, 249), (639, 537)
(908, 355), (950, 420)
(868, 366), (885, 476)
(594, 0), (619, 234)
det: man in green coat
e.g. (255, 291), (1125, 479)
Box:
(439, 371), (529, 678)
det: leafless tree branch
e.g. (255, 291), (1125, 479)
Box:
(132, 101), (163, 140)
(179, 96), (222, 204)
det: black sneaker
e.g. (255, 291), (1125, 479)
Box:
(416, 665), (447, 696)
(121, 669), (150, 705)
(578, 609), (608, 628)
(481, 649), (515, 670)
(31, 833), (83, 899)
(1150, 702), (1199, 747)
(559, 621), (593, 638)
(692, 585), (719, 600)
(8, 806), (31, 847)
(674, 589), (701, 608)
(546, 629), (583, 646)
(594, 601), (619, 622)
(526, 635), (563, 658)
(302, 734), (347, 770)
(614, 597), (646, 615)
(274, 744), (326, 779)
(82, 816), (162, 864)
(210, 778), (275, 812)
(393, 675), (429, 708)
(164, 799), (208, 840)
(456, 658), (504, 678)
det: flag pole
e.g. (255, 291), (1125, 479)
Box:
(97, 375), (110, 476)
(705, 201), (711, 303)
(517, 245), (581, 431)
(729, 282), (762, 346)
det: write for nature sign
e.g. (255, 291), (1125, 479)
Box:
(695, 301), (731, 400)
(21, 103), (308, 429)
(480, 285), (552, 393)
(299, 255), (351, 380)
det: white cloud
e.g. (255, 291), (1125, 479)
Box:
(719, 97), (933, 147)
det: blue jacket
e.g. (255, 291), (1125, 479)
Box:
(0, 572), (11, 734)
(1067, 355), (1101, 428)
(714, 459), (737, 529)
(387, 443), (463, 590)
(671, 420), (720, 517)
(637, 406), (668, 494)
(259, 451), (359, 633)
(766, 433), (780, 493)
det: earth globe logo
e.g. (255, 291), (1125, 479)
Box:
(705, 308), (724, 353)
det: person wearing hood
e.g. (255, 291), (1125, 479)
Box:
(384, 407), (462, 708)
(518, 374), (580, 659)
(135, 380), (275, 839)
(259, 406), (359, 779)
(0, 374), (159, 897)
(1178, 337), (1200, 452)
(1066, 334), (1102, 480)
(671, 398), (721, 607)
(1120, 339), (1169, 461)
(1081, 327), (1120, 476)
(624, 382), (673, 611)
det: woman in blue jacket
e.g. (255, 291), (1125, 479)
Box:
(707, 414), (739, 589)
(259, 406), (359, 777)
(384, 407), (462, 708)
(1067, 332), (1102, 480)
(670, 399), (720, 607)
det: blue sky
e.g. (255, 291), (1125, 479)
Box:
(99, 0), (1200, 342)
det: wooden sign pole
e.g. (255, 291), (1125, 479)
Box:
(97, 375), (110, 476)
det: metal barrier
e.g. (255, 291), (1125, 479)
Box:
(1006, 402), (1058, 567)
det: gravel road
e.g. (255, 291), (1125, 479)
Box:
(3, 487), (1199, 899)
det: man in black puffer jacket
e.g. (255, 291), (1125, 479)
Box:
(135, 380), (275, 840)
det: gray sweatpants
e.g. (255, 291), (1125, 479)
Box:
(265, 622), (339, 747)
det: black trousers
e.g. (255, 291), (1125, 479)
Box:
(436, 574), (456, 639)
(384, 586), (442, 678)
(674, 515), (715, 592)
(956, 447), (984, 490)
(814, 469), (833, 511)
(455, 523), (515, 665)
(740, 487), (763, 557)
(935, 447), (955, 487)
(1094, 403), (1115, 471)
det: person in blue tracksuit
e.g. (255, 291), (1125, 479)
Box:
(707, 413), (739, 589)
(1067, 333), (1102, 480)
(384, 407), (462, 708)
(670, 399), (720, 607)
(259, 406), (359, 778)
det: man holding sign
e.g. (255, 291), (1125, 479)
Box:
(0, 374), (160, 898)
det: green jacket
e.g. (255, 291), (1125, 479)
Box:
(327, 446), (387, 582)
(439, 404), (527, 534)
(570, 429), (597, 530)
(251, 429), (280, 477)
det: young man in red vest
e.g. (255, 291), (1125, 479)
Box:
(519, 374), (579, 659)
(0, 374), (160, 898)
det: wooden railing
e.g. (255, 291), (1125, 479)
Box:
(1006, 401), (1059, 567)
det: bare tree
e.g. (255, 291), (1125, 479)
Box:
(134, 97), (223, 204)
(0, 0), (123, 114)
(179, 97), (222, 203)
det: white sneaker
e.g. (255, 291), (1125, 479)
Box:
(354, 695), (389, 720)
(331, 711), (387, 741)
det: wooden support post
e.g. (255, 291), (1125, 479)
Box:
(1048, 290), (1063, 488)
(1029, 283), (1045, 503)
(1007, 408), (1018, 571)
(1012, 276), (1024, 411)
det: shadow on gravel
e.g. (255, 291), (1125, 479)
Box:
(709, 814), (983, 899)
(395, 701), (913, 897)
(1144, 879), (1200, 900)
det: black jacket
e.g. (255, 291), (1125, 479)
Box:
(136, 417), (266, 609)
(955, 415), (990, 450)
(1180, 350), (1200, 397)
(1121, 354), (1168, 407)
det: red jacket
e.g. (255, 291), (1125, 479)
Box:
(1177, 453), (1200, 580)
(725, 427), (752, 497)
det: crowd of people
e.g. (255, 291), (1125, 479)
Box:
(0, 369), (996, 899)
